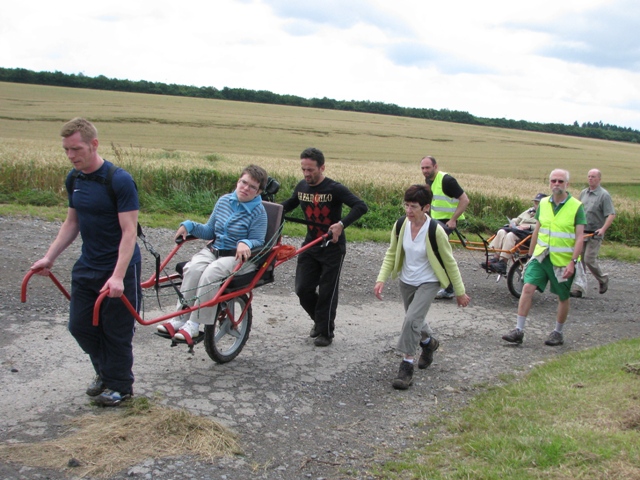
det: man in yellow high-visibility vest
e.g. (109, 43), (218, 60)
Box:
(502, 169), (586, 347)
(421, 155), (469, 299)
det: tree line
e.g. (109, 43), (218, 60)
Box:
(2, 67), (639, 144)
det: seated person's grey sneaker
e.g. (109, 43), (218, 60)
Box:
(502, 328), (524, 344)
(392, 361), (414, 390)
(93, 389), (132, 407)
(544, 330), (564, 346)
(86, 375), (105, 397)
(418, 336), (440, 369)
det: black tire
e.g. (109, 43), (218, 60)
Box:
(204, 294), (252, 364)
(507, 258), (526, 299)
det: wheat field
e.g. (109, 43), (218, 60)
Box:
(1, 81), (639, 211)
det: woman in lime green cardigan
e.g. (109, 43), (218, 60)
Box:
(374, 184), (471, 390)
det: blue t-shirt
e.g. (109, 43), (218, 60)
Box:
(66, 160), (141, 271)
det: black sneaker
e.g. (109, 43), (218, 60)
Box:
(502, 328), (524, 344)
(86, 375), (105, 397)
(544, 330), (564, 346)
(314, 335), (332, 347)
(418, 336), (440, 369)
(492, 260), (508, 275)
(93, 389), (132, 407)
(392, 361), (414, 390)
(480, 258), (499, 269)
(309, 325), (321, 338)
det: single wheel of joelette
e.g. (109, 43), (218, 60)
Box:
(507, 258), (527, 299)
(204, 294), (252, 363)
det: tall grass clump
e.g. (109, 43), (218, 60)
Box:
(1, 140), (639, 246)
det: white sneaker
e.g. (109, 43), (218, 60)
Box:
(174, 320), (201, 341)
(157, 317), (186, 335)
(435, 289), (455, 299)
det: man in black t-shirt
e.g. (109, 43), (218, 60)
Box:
(281, 148), (368, 347)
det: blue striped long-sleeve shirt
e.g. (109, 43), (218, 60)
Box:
(181, 192), (267, 250)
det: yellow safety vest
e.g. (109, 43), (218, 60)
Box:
(534, 196), (581, 266)
(430, 171), (465, 221)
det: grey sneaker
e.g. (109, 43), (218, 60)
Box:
(545, 330), (564, 346)
(392, 361), (414, 390)
(93, 389), (132, 407)
(418, 336), (440, 369)
(599, 278), (609, 294)
(86, 375), (105, 397)
(435, 289), (454, 300)
(502, 328), (524, 344)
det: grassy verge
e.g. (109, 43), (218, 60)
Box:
(376, 338), (640, 479)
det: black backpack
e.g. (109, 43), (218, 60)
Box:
(395, 215), (446, 271)
(66, 163), (121, 205)
(66, 164), (143, 236)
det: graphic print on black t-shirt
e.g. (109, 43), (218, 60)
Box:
(302, 192), (333, 239)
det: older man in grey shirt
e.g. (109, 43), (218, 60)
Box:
(571, 169), (616, 297)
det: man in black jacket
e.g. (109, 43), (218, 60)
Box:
(282, 148), (368, 347)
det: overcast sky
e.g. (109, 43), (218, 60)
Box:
(2, 0), (640, 129)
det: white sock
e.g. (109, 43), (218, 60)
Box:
(421, 337), (431, 346)
(403, 358), (414, 364)
(555, 322), (564, 333)
(516, 316), (526, 331)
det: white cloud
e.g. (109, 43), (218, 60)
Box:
(1, 0), (639, 129)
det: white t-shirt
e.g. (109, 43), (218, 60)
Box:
(398, 218), (439, 286)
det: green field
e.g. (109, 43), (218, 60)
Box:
(1, 81), (639, 247)
(2, 81), (640, 182)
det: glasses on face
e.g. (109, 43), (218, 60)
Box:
(403, 202), (422, 210)
(550, 179), (565, 184)
(238, 178), (259, 192)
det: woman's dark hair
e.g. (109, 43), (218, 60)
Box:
(404, 184), (433, 208)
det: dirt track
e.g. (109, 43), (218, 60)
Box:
(1, 216), (639, 479)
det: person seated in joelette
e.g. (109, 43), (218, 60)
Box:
(481, 193), (547, 274)
(157, 165), (268, 342)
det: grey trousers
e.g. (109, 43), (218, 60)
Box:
(581, 236), (607, 285)
(178, 248), (256, 324)
(396, 281), (440, 356)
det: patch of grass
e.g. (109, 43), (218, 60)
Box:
(0, 396), (241, 478)
(375, 338), (640, 479)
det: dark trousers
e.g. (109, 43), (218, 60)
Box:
(440, 219), (455, 293)
(68, 261), (141, 394)
(294, 243), (345, 339)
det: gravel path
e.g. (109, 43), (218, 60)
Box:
(1, 216), (639, 479)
